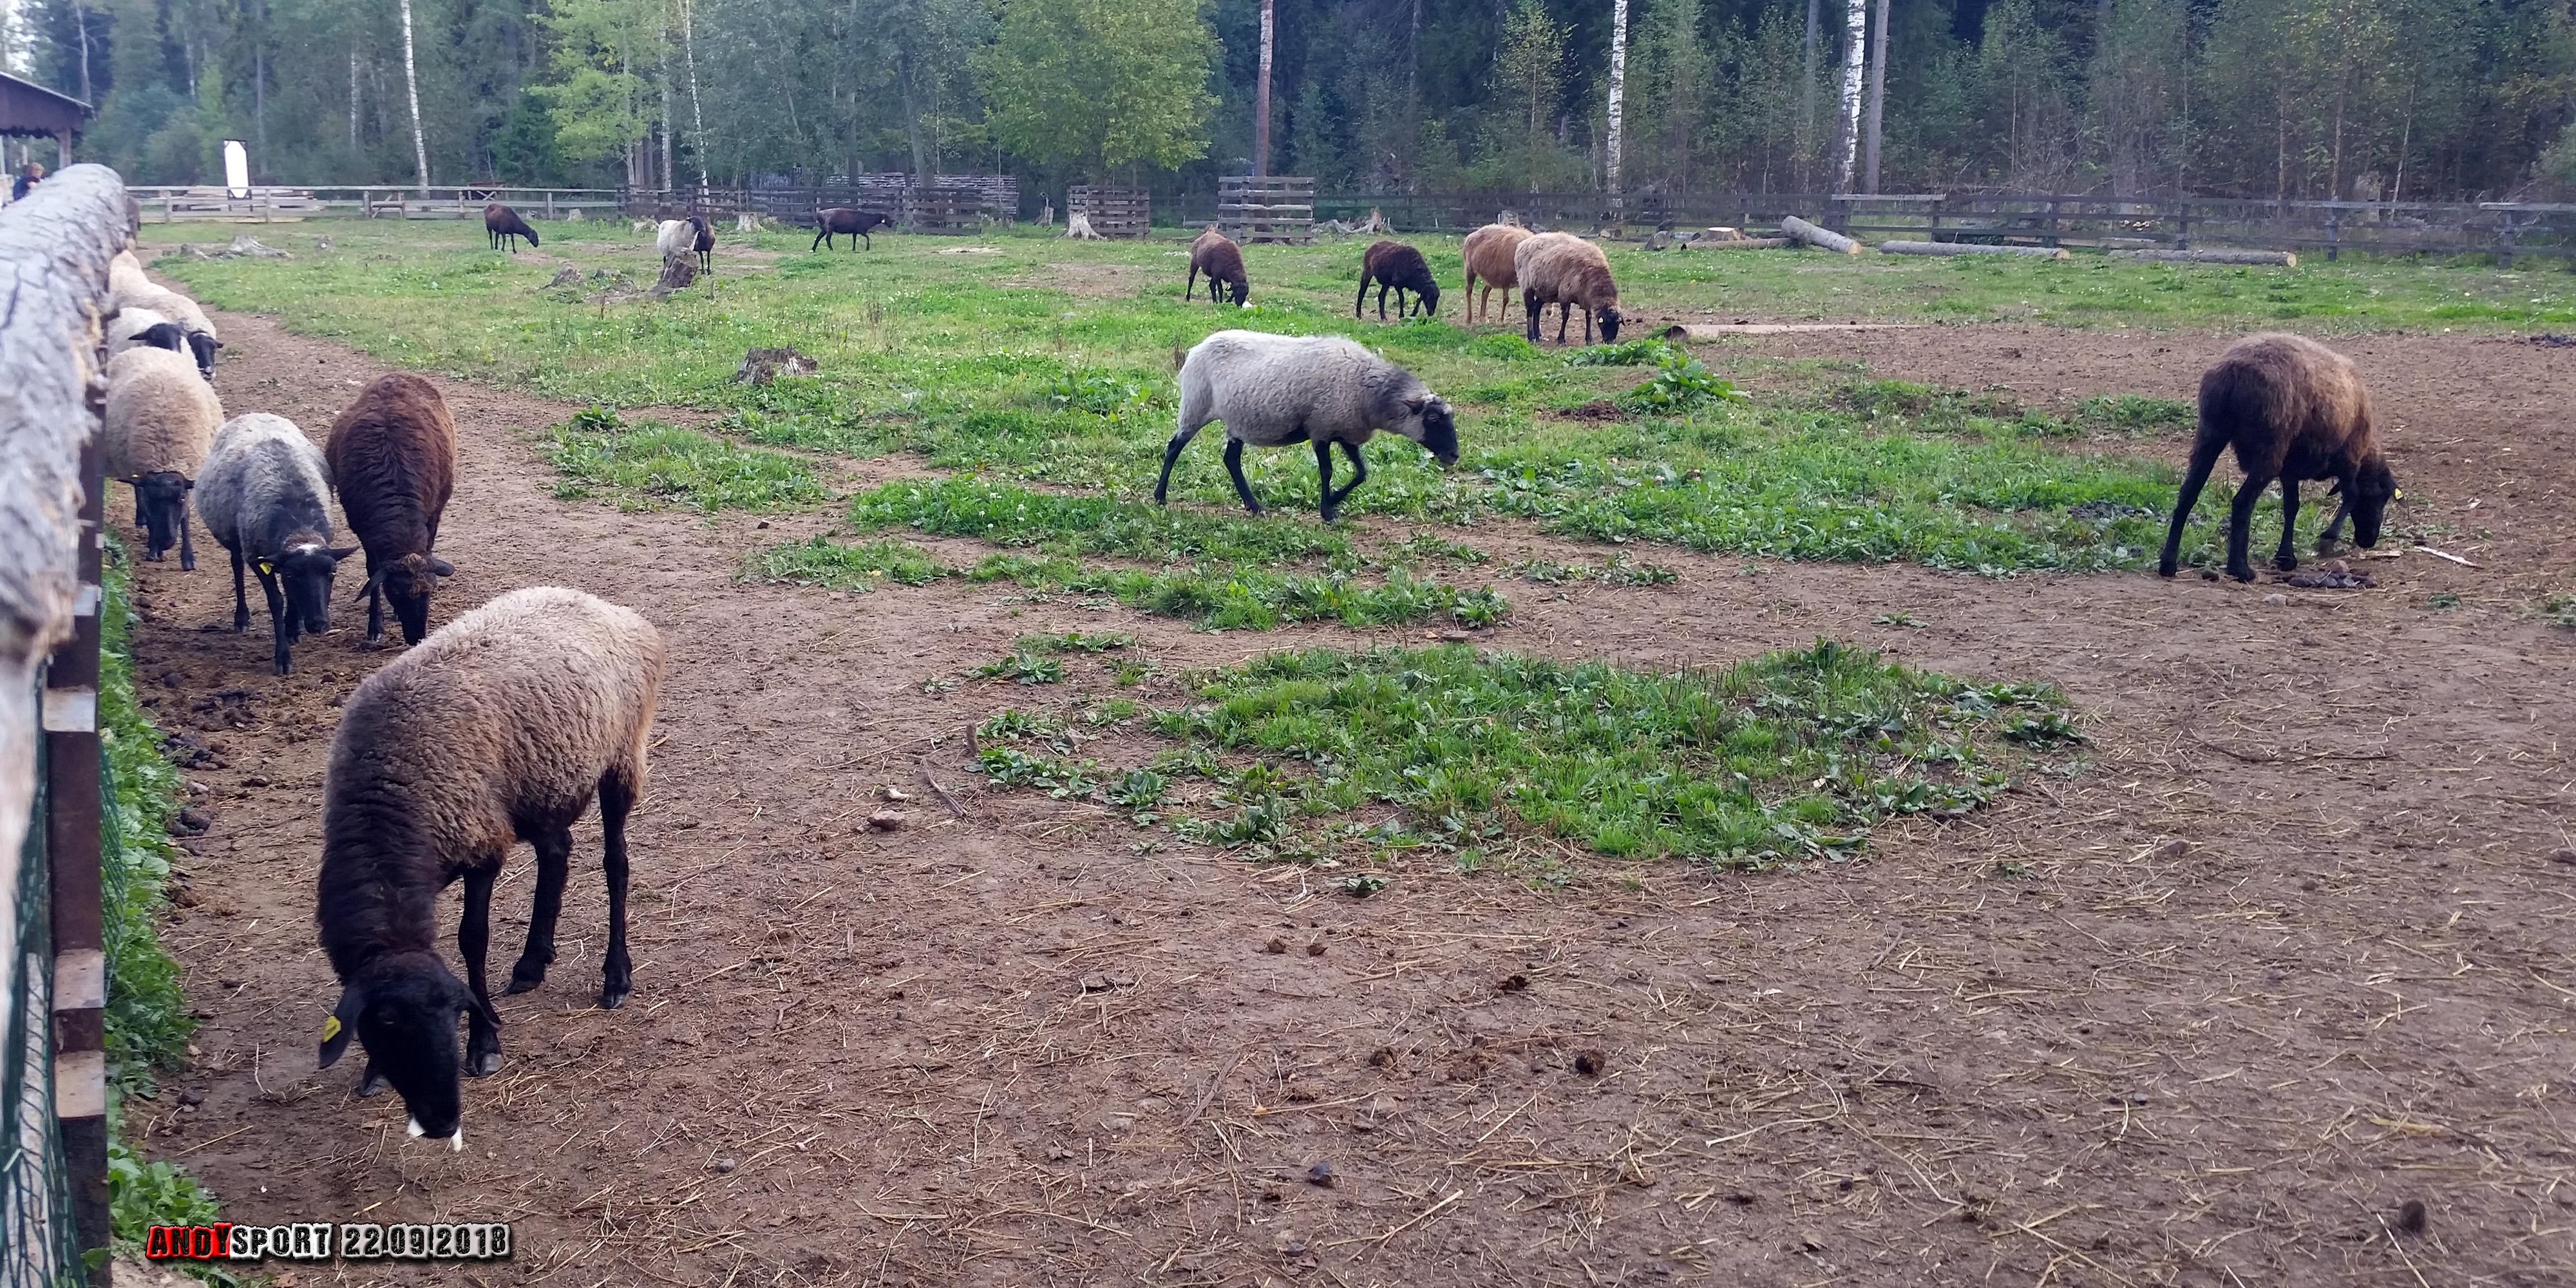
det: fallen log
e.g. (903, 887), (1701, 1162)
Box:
(1878, 240), (2069, 260)
(1683, 236), (1792, 250)
(2108, 247), (2298, 267)
(1781, 216), (1862, 255)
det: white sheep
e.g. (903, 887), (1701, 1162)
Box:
(108, 248), (151, 297)
(654, 218), (694, 260)
(1514, 232), (1624, 345)
(195, 413), (355, 675)
(1154, 330), (1459, 522)
(113, 282), (220, 378)
(316, 586), (666, 1149)
(106, 307), (187, 357)
(104, 346), (224, 568)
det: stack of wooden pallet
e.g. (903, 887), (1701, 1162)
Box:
(1068, 185), (1151, 238)
(1219, 176), (1315, 243)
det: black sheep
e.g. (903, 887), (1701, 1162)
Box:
(1187, 228), (1249, 306)
(813, 207), (893, 251)
(1358, 240), (1440, 321)
(690, 214), (715, 272)
(484, 203), (540, 252)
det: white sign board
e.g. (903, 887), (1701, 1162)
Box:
(223, 140), (249, 198)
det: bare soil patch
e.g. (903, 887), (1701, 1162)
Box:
(128, 310), (2576, 1286)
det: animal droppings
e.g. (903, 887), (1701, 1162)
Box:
(1573, 1049), (1609, 1077)
(2395, 1198), (2428, 1235)
(1305, 1160), (1335, 1186)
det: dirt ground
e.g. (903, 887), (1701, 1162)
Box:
(125, 307), (2576, 1287)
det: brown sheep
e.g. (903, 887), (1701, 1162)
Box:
(1356, 240), (1439, 320)
(1514, 232), (1623, 345)
(812, 207), (893, 251)
(484, 204), (540, 252)
(328, 374), (457, 647)
(2157, 333), (2399, 583)
(1462, 222), (1531, 326)
(1187, 228), (1249, 307)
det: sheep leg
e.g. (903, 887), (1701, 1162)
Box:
(1329, 439), (1367, 515)
(1223, 438), (1264, 515)
(1557, 303), (1572, 346)
(1154, 425), (1204, 506)
(1314, 439), (1337, 521)
(598, 772), (637, 1010)
(1584, 307), (1595, 345)
(177, 493), (196, 571)
(1525, 296), (1543, 344)
(506, 828), (573, 994)
(2273, 477), (2302, 572)
(229, 550), (251, 632)
(811, 229), (827, 252)
(2224, 473), (2273, 583)
(1355, 276), (1369, 319)
(2317, 495), (2353, 551)
(2157, 435), (2228, 578)
(254, 567), (290, 676)
(459, 864), (504, 1077)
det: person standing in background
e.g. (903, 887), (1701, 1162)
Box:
(10, 162), (44, 202)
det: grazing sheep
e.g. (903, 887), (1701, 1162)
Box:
(328, 374), (457, 647)
(113, 283), (220, 379)
(106, 307), (188, 357)
(1186, 228), (1249, 306)
(108, 248), (150, 296)
(483, 203), (540, 252)
(1462, 222), (1531, 326)
(104, 346), (223, 569)
(1514, 232), (1624, 345)
(314, 586), (665, 1148)
(196, 414), (355, 675)
(2158, 333), (2399, 583)
(811, 207), (893, 251)
(1155, 330), (1459, 522)
(1357, 240), (1440, 321)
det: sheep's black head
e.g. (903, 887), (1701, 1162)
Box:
(318, 952), (495, 1148)
(1228, 277), (1249, 307)
(134, 321), (188, 355)
(360, 553), (455, 644)
(265, 539), (357, 636)
(187, 331), (220, 380)
(1596, 306), (1624, 343)
(126, 472), (192, 562)
(2343, 457), (2399, 548)
(1415, 281), (1440, 317)
(1401, 394), (1459, 467)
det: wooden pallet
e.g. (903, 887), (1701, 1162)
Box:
(1218, 176), (1314, 243)
(1068, 185), (1151, 238)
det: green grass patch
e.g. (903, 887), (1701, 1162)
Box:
(546, 406), (826, 512)
(973, 639), (2078, 869)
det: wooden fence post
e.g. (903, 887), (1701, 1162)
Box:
(2326, 209), (2340, 262)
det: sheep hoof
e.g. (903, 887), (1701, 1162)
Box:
(466, 1049), (502, 1078)
(598, 986), (630, 1011)
(504, 967), (546, 994)
(357, 1068), (390, 1098)
(2274, 554), (2299, 572)
(2228, 566), (2257, 583)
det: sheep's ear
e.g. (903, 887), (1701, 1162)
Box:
(451, 979), (500, 1030)
(351, 569), (384, 605)
(327, 547), (359, 562)
(1401, 395), (1428, 413)
(318, 987), (366, 1069)
(427, 557), (455, 578)
(2326, 480), (2344, 496)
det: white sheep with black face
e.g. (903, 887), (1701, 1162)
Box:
(1154, 330), (1460, 523)
(104, 345), (223, 568)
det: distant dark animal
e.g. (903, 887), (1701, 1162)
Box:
(315, 587), (664, 1149)
(484, 203), (540, 252)
(327, 374), (457, 647)
(1516, 232), (1623, 345)
(195, 414), (355, 675)
(812, 207), (893, 251)
(1157, 330), (1459, 523)
(1187, 228), (1249, 306)
(1357, 240), (1440, 320)
(690, 214), (714, 272)
(2158, 333), (2398, 583)
(1462, 222), (1532, 326)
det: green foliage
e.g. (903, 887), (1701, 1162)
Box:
(974, 639), (2075, 868)
(1566, 339), (1680, 366)
(2074, 393), (2196, 436)
(977, 0), (1218, 176)
(546, 407), (827, 513)
(744, 536), (951, 589)
(1616, 350), (1751, 415)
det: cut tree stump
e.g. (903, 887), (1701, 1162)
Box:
(649, 254), (699, 298)
(1065, 213), (1104, 240)
(1781, 216), (1862, 255)
(1879, 240), (2070, 260)
(2109, 247), (2298, 267)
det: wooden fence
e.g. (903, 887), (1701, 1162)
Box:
(128, 181), (1023, 234)
(1067, 186), (1151, 238)
(1218, 176), (1316, 243)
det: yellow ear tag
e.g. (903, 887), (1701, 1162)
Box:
(2393, 488), (2405, 501)
(256, 560), (274, 575)
(321, 1015), (342, 1041)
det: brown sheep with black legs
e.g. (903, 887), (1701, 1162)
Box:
(1357, 240), (1439, 320)
(328, 374), (457, 647)
(484, 203), (540, 252)
(315, 587), (664, 1150)
(1515, 232), (1623, 345)
(2157, 333), (2398, 583)
(1462, 222), (1531, 326)
(1187, 228), (1249, 306)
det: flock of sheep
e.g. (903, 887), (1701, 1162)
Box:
(99, 248), (667, 1150)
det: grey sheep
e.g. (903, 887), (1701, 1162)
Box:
(316, 586), (666, 1150)
(195, 413), (357, 675)
(1155, 330), (1459, 522)
(1514, 232), (1624, 345)
(2159, 333), (2399, 582)
(104, 346), (224, 568)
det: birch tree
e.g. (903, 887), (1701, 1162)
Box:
(1861, 0), (1886, 191)
(1604, 0), (1628, 198)
(398, 0), (428, 191)
(1253, 0), (1274, 175)
(1833, 0), (1864, 190)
